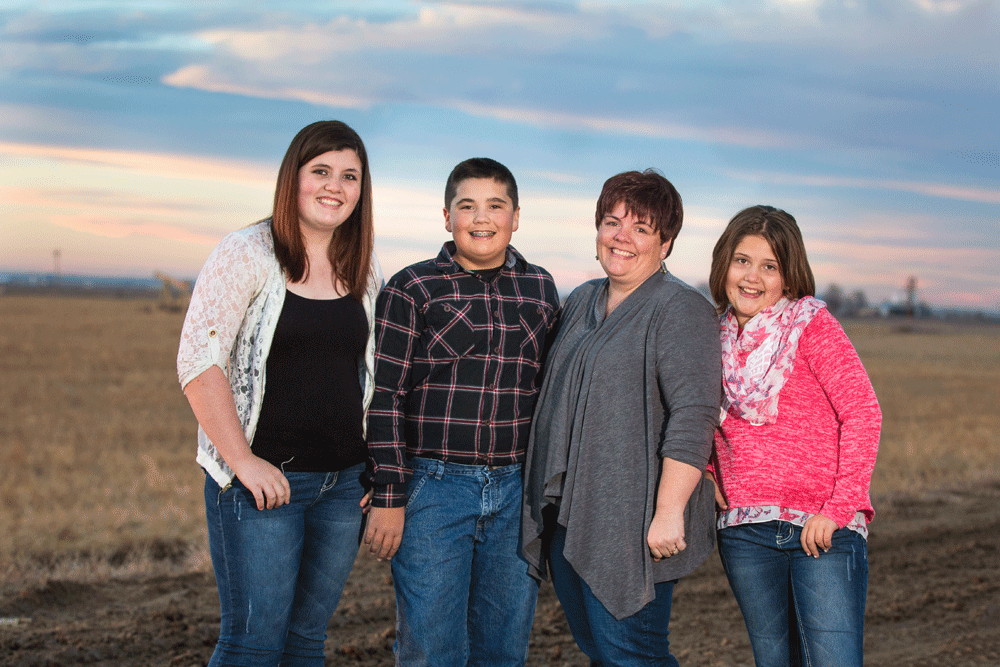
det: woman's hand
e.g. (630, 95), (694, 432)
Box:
(182, 367), (289, 511)
(647, 458), (702, 561)
(364, 507), (405, 561)
(801, 513), (838, 557)
(231, 455), (291, 511)
(705, 471), (728, 510)
(647, 510), (687, 561)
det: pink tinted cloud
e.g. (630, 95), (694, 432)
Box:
(49, 213), (221, 246)
(810, 238), (994, 270)
(934, 291), (996, 307)
(163, 65), (373, 109)
(452, 101), (818, 150)
(732, 168), (1000, 204)
(5, 186), (210, 218)
(4, 185), (226, 246)
(0, 142), (273, 185)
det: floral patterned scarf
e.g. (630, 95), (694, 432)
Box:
(720, 296), (826, 425)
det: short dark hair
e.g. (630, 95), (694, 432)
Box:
(271, 120), (374, 301)
(594, 169), (683, 257)
(709, 205), (816, 312)
(444, 158), (518, 210)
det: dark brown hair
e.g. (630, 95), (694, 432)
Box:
(709, 205), (815, 312)
(444, 157), (518, 210)
(594, 169), (683, 257)
(271, 120), (374, 301)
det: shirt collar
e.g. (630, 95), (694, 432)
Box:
(434, 241), (527, 275)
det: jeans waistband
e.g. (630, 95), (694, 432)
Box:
(409, 456), (523, 478)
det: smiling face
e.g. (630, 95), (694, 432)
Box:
(296, 149), (363, 236)
(443, 177), (519, 271)
(725, 234), (787, 328)
(596, 200), (672, 292)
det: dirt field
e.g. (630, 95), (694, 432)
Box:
(1, 296), (998, 666)
(2, 481), (999, 667)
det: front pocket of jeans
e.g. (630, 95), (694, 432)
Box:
(219, 480), (264, 519)
(404, 470), (433, 511)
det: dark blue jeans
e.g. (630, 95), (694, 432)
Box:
(204, 465), (365, 667)
(718, 521), (868, 667)
(549, 524), (680, 667)
(391, 458), (539, 667)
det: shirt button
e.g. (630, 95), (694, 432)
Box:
(494, 346), (501, 353)
(494, 310), (500, 317)
(443, 305), (452, 312)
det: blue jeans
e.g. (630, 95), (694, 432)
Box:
(204, 464), (365, 667)
(717, 521), (868, 667)
(391, 458), (539, 667)
(549, 523), (680, 667)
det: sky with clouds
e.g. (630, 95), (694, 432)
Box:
(1, 0), (997, 309)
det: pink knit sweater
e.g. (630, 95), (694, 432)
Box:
(712, 309), (881, 528)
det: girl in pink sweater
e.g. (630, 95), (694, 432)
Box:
(707, 206), (881, 667)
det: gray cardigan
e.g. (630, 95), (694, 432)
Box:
(521, 270), (721, 619)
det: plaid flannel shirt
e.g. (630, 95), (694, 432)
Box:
(367, 242), (560, 507)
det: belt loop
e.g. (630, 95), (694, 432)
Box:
(434, 459), (445, 480)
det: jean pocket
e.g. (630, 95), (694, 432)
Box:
(404, 470), (434, 511)
(227, 475), (278, 509)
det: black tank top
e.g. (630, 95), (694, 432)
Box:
(252, 290), (367, 472)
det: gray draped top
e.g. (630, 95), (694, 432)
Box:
(521, 271), (721, 619)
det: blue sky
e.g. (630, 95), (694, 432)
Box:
(1, 0), (997, 309)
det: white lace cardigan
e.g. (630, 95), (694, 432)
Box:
(176, 220), (383, 487)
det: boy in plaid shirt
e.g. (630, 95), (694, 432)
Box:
(364, 158), (559, 666)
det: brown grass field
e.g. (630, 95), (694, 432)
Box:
(1, 294), (998, 666)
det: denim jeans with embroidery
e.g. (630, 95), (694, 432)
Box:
(204, 464), (365, 667)
(718, 520), (868, 667)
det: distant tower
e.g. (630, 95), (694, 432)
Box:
(53, 249), (61, 275)
(905, 276), (917, 317)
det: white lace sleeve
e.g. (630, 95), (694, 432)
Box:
(177, 231), (266, 389)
